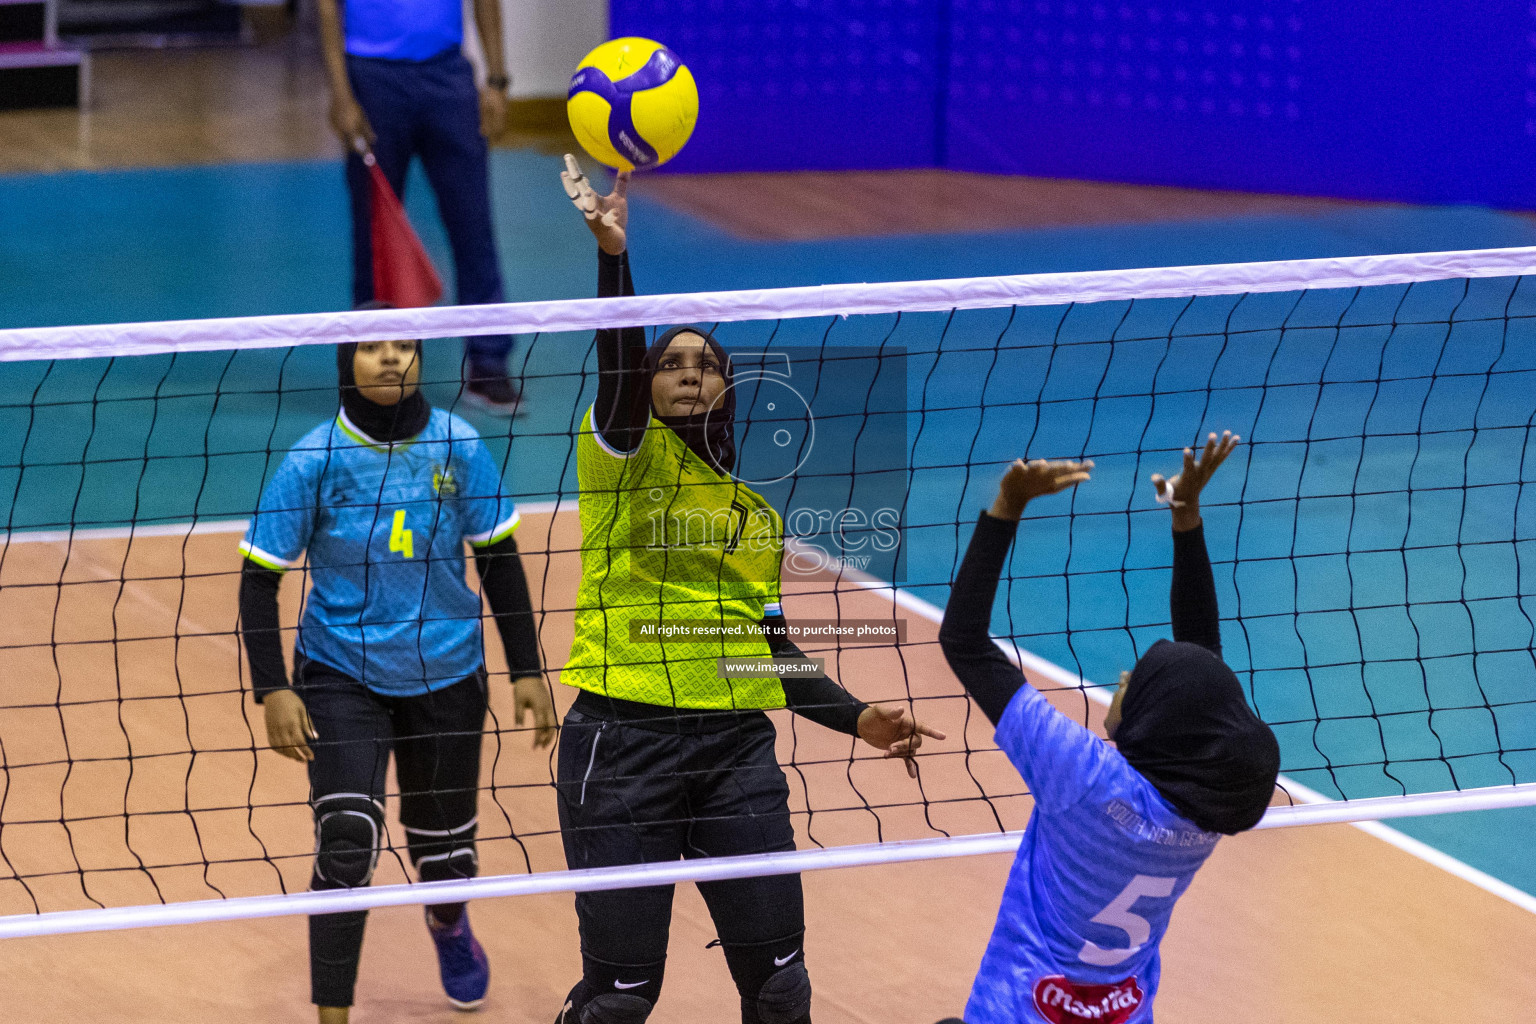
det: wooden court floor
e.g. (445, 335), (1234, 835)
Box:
(0, 511), (1532, 1021)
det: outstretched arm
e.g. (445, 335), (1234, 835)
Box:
(1152, 431), (1239, 657)
(939, 459), (1093, 726)
(940, 459), (1118, 809)
(937, 511), (1027, 726)
(765, 605), (945, 778)
(764, 607), (868, 735)
(562, 154), (650, 453)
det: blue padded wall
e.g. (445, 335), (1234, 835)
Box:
(610, 0), (944, 172)
(946, 0), (1536, 207)
(614, 0), (1536, 207)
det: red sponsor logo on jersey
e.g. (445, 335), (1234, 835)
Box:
(1032, 975), (1144, 1023)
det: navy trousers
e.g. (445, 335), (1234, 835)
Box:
(345, 48), (512, 367)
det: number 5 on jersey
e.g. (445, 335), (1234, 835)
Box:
(1078, 875), (1175, 967)
(389, 509), (415, 559)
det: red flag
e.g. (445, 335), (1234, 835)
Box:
(366, 152), (443, 308)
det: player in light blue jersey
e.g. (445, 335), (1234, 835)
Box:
(237, 332), (557, 1023)
(937, 432), (1280, 1024)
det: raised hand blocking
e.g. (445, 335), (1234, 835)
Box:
(560, 152), (630, 255)
(1151, 431), (1240, 532)
(988, 458), (1095, 522)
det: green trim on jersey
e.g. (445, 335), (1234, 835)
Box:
(468, 511), (523, 548)
(562, 405), (787, 710)
(334, 410), (417, 454)
(238, 539), (296, 573)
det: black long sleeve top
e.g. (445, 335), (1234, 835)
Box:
(763, 607), (868, 736)
(584, 247), (866, 736)
(938, 511), (1221, 726)
(472, 534), (545, 678)
(1168, 522), (1221, 658)
(237, 559), (286, 700)
(592, 248), (652, 454)
(237, 532), (543, 702)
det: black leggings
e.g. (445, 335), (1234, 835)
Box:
(556, 704), (810, 1023)
(299, 659), (488, 1007)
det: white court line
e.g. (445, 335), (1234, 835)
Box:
(1265, 779), (1536, 917)
(2, 519), (251, 545)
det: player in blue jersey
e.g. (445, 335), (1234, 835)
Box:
(237, 331), (557, 1023)
(937, 432), (1280, 1024)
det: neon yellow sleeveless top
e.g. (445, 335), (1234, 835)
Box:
(561, 405), (786, 709)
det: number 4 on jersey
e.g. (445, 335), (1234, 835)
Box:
(389, 509), (415, 559)
(1078, 875), (1175, 967)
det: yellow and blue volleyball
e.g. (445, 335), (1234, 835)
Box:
(567, 37), (698, 171)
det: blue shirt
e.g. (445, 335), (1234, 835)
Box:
(240, 408), (521, 697)
(966, 684), (1221, 1024)
(343, 0), (462, 62)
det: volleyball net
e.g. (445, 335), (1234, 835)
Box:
(1, 246), (1534, 939)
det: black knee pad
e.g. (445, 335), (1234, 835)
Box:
(580, 993), (654, 1024)
(313, 794), (383, 888)
(755, 963), (811, 1024)
(720, 934), (811, 1024)
(557, 954), (665, 1024)
(405, 818), (479, 882)
(557, 977), (658, 1024)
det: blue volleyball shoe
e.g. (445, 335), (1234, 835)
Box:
(426, 907), (490, 1010)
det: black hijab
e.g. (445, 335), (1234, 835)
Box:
(338, 303), (430, 443)
(644, 325), (736, 475)
(1113, 639), (1281, 835)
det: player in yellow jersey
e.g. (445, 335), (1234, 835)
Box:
(552, 155), (945, 1024)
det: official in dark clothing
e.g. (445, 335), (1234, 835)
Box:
(316, 0), (522, 414)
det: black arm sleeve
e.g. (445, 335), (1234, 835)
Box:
(1170, 522), (1222, 657)
(937, 512), (1027, 727)
(238, 559), (289, 702)
(474, 534), (543, 678)
(763, 610), (868, 736)
(592, 248), (652, 454)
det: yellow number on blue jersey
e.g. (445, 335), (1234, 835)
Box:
(389, 509), (414, 559)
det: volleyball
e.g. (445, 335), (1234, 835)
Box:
(567, 37), (698, 171)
